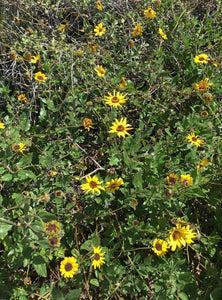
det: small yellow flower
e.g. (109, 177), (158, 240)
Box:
(75, 50), (84, 55)
(129, 40), (135, 48)
(92, 246), (105, 269)
(192, 78), (213, 92)
(90, 40), (98, 53)
(209, 59), (218, 67)
(58, 24), (66, 33)
(119, 77), (127, 89)
(132, 24), (143, 36)
(193, 54), (210, 64)
(186, 132), (204, 147)
(0, 122), (5, 129)
(94, 23), (106, 36)
(104, 90), (128, 108)
(94, 65), (106, 77)
(167, 223), (196, 251)
(130, 199), (138, 206)
(44, 220), (60, 235)
(49, 235), (61, 247)
(96, 1), (102, 10)
(31, 54), (40, 63)
(167, 174), (178, 185)
(83, 118), (93, 131)
(152, 239), (168, 257)
(196, 158), (211, 173)
(60, 257), (79, 278)
(12, 143), (27, 153)
(180, 174), (193, 186)
(17, 94), (27, 101)
(81, 175), (105, 194)
(34, 72), (47, 82)
(109, 118), (133, 138)
(158, 28), (168, 40)
(201, 111), (208, 117)
(48, 171), (58, 177)
(203, 92), (213, 104)
(144, 7), (156, 19)
(105, 178), (124, 192)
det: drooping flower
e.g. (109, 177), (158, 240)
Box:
(0, 122), (5, 129)
(105, 178), (124, 192)
(167, 174), (178, 185)
(12, 143), (26, 153)
(144, 7), (156, 19)
(158, 28), (168, 40)
(58, 24), (66, 33)
(48, 171), (58, 177)
(90, 40), (98, 53)
(196, 158), (211, 173)
(92, 246), (105, 269)
(186, 132), (204, 147)
(130, 199), (138, 206)
(44, 220), (60, 235)
(49, 235), (61, 247)
(209, 59), (218, 67)
(60, 257), (79, 278)
(75, 50), (84, 55)
(94, 23), (106, 36)
(96, 1), (102, 10)
(94, 65), (106, 77)
(180, 174), (193, 186)
(203, 92), (213, 104)
(34, 71), (47, 82)
(109, 118), (133, 138)
(132, 24), (143, 36)
(167, 223), (196, 251)
(104, 90), (128, 108)
(17, 94), (27, 101)
(119, 77), (127, 89)
(31, 54), (40, 63)
(193, 54), (210, 64)
(192, 78), (213, 92)
(83, 118), (93, 131)
(81, 175), (105, 194)
(152, 239), (168, 257)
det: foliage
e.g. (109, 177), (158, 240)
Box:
(0, 0), (222, 299)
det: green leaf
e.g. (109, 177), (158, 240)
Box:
(65, 289), (82, 300)
(90, 278), (99, 287)
(178, 292), (189, 300)
(132, 171), (143, 190)
(1, 173), (13, 181)
(33, 255), (47, 277)
(51, 287), (65, 300)
(0, 223), (13, 239)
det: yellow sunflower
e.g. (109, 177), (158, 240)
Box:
(94, 65), (106, 77)
(186, 132), (204, 147)
(104, 90), (128, 107)
(167, 173), (178, 185)
(193, 54), (209, 64)
(12, 143), (26, 153)
(196, 158), (211, 173)
(168, 223), (196, 251)
(119, 77), (127, 89)
(109, 118), (133, 138)
(158, 28), (168, 40)
(17, 94), (27, 101)
(48, 235), (61, 247)
(96, 1), (102, 10)
(152, 239), (168, 257)
(60, 257), (79, 278)
(44, 220), (60, 235)
(83, 118), (93, 131)
(34, 71), (47, 82)
(144, 7), (156, 19)
(92, 246), (105, 269)
(31, 54), (40, 64)
(105, 178), (124, 192)
(94, 23), (106, 36)
(132, 24), (143, 36)
(180, 174), (193, 186)
(0, 122), (5, 129)
(192, 78), (213, 92)
(81, 175), (105, 194)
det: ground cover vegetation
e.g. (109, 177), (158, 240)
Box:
(0, 0), (222, 299)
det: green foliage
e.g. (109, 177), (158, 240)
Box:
(0, 0), (221, 299)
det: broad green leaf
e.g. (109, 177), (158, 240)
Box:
(0, 223), (13, 239)
(90, 278), (99, 287)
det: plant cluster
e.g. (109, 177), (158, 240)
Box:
(0, 0), (222, 299)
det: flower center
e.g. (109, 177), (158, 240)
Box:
(13, 145), (20, 150)
(192, 137), (197, 141)
(182, 180), (188, 185)
(65, 263), (73, 271)
(173, 231), (181, 240)
(110, 183), (118, 189)
(199, 57), (204, 61)
(50, 237), (58, 245)
(56, 191), (61, 196)
(155, 243), (162, 251)
(169, 177), (176, 184)
(89, 181), (98, 188)
(94, 253), (100, 261)
(99, 69), (105, 74)
(111, 97), (120, 103)
(37, 76), (44, 80)
(116, 125), (124, 132)
(46, 224), (57, 232)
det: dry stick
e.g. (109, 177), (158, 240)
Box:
(74, 142), (104, 179)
